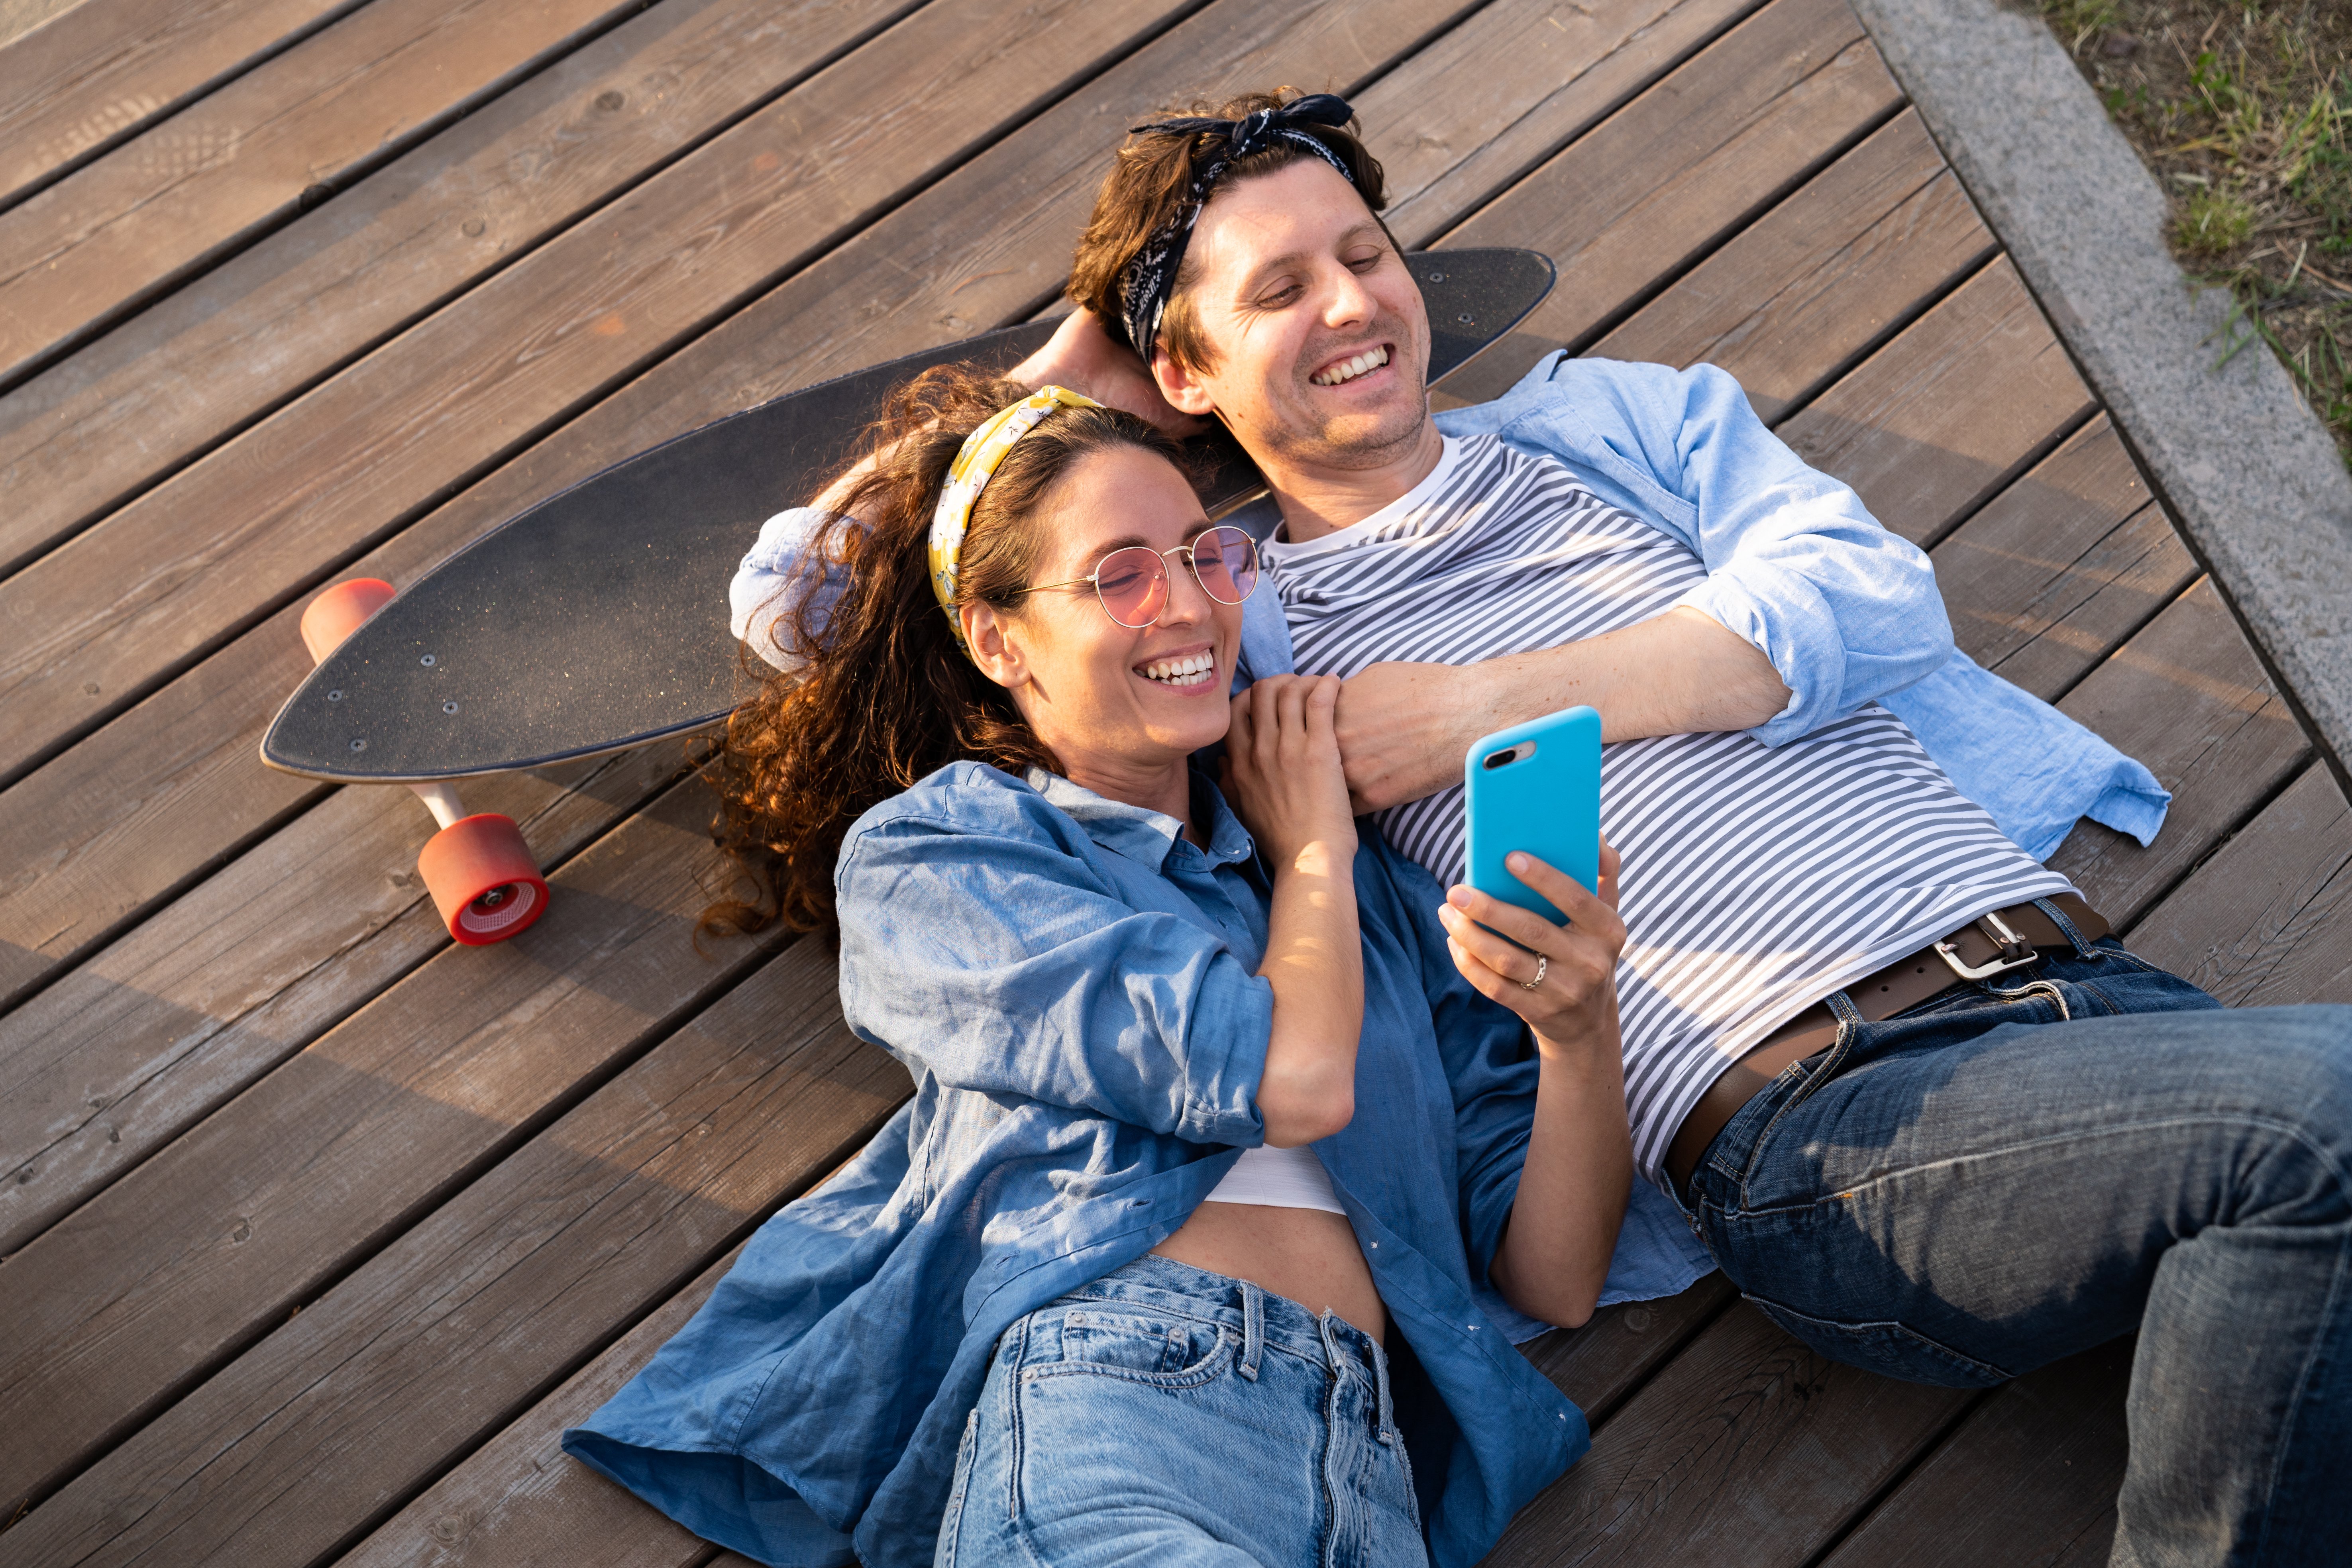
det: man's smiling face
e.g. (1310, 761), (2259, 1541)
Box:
(1152, 159), (1433, 475)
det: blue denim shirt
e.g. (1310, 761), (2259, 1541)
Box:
(566, 763), (1594, 1568)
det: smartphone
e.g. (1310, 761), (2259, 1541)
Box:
(1463, 705), (1602, 924)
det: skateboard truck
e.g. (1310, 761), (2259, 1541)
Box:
(299, 579), (551, 946)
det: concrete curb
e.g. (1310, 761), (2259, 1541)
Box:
(1850, 0), (2352, 783)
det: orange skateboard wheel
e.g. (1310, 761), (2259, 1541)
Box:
(417, 814), (549, 945)
(301, 577), (396, 664)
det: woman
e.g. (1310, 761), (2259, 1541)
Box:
(563, 368), (1633, 1568)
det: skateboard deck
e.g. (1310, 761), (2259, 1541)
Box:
(262, 247), (1555, 785)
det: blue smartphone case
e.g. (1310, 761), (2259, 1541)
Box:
(1463, 705), (1602, 923)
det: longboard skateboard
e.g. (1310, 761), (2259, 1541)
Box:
(262, 247), (1558, 944)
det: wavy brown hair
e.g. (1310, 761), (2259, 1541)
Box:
(1067, 87), (1389, 373)
(703, 363), (1194, 938)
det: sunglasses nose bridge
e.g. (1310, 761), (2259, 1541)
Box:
(1157, 544), (1219, 624)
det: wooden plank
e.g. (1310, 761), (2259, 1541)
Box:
(1776, 256), (2096, 549)
(2129, 763), (2352, 1006)
(1371, 0), (1765, 247)
(0, 0), (920, 579)
(1437, 0), (1906, 403)
(1589, 109), (1994, 423)
(4, 938), (906, 1567)
(1981, 508), (2198, 706)
(0, 740), (679, 1254)
(0, 0), (1703, 1017)
(0, 0), (658, 386)
(0, 0), (362, 205)
(333, 1247), (746, 1568)
(2047, 579), (2310, 927)
(1927, 415), (2196, 703)
(1816, 1340), (2131, 1568)
(0, 0), (1194, 787)
(1522, 1273), (1737, 1418)
(0, 775), (784, 1513)
(1480, 1302), (1970, 1568)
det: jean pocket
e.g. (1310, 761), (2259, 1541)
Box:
(1741, 1293), (2011, 1389)
(1026, 1307), (1235, 1389)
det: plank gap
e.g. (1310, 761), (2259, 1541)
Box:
(1496, 84), (1913, 364)
(1792, 1387), (1998, 1568)
(1910, 402), (2103, 555)
(1760, 241), (2001, 433)
(2114, 758), (2318, 944)
(0, 0), (381, 215)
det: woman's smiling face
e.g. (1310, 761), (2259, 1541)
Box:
(964, 444), (1241, 795)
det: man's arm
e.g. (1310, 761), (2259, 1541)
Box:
(1004, 307), (1204, 436)
(805, 308), (1202, 523)
(1339, 357), (1946, 813)
(1335, 607), (1789, 814)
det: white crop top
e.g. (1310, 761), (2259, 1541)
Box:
(1203, 1143), (1345, 1214)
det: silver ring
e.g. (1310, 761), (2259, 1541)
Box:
(1522, 954), (1548, 991)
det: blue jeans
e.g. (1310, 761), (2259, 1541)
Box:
(938, 1254), (1427, 1568)
(1683, 935), (2352, 1566)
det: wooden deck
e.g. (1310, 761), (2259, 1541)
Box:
(1, 0), (2346, 1563)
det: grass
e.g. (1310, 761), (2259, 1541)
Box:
(2026, 0), (2352, 467)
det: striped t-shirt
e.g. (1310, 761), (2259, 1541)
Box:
(1263, 434), (2071, 1186)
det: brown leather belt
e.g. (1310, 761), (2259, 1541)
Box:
(1663, 893), (2112, 1198)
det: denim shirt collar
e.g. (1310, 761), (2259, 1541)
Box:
(1023, 766), (1256, 875)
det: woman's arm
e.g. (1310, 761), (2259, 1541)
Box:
(1220, 675), (1364, 1148)
(1437, 844), (1631, 1328)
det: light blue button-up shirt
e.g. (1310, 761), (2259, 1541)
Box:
(566, 763), (1607, 1568)
(1225, 353), (2170, 862)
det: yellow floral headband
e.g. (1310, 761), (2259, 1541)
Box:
(929, 385), (1102, 661)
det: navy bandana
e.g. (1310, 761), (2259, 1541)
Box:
(1115, 94), (1361, 357)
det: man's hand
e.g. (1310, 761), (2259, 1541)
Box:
(1005, 308), (1207, 439)
(1331, 660), (1490, 815)
(1334, 608), (1794, 814)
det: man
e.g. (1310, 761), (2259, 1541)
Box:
(997, 91), (2351, 1565)
(731, 92), (2350, 1564)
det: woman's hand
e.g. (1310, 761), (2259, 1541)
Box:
(1221, 675), (1358, 870)
(1223, 675), (1362, 1148)
(1437, 841), (1625, 1060)
(1460, 842), (1632, 1329)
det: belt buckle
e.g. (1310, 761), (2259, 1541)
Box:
(1932, 908), (2042, 983)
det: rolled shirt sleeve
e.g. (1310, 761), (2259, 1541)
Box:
(834, 793), (1273, 1147)
(1615, 360), (1954, 743)
(730, 506), (850, 673)
(1461, 355), (1957, 746)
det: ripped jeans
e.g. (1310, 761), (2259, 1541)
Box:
(1681, 936), (2352, 1566)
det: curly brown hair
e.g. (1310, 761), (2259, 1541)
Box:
(1067, 87), (1388, 374)
(702, 363), (1195, 939)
